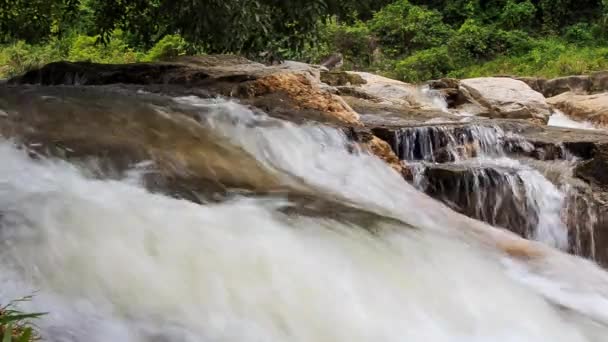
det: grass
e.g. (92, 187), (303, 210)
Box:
(0, 297), (46, 342)
(449, 39), (608, 79)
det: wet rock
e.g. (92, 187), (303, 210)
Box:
(427, 78), (467, 108)
(0, 85), (284, 198)
(574, 145), (608, 188)
(9, 55), (360, 127)
(547, 92), (608, 128)
(459, 77), (552, 122)
(422, 164), (536, 237)
(361, 135), (410, 178)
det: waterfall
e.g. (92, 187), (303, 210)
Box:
(1, 93), (608, 341)
(391, 124), (570, 249)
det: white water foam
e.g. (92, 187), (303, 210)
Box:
(548, 110), (600, 130)
(0, 97), (608, 341)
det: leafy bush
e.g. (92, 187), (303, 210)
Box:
(394, 46), (454, 82)
(144, 34), (188, 61)
(369, 0), (452, 57)
(448, 20), (533, 64)
(68, 31), (142, 63)
(320, 19), (374, 69)
(0, 297), (46, 342)
(564, 23), (595, 44)
(499, 0), (536, 30)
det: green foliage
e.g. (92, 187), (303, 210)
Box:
(143, 35), (188, 62)
(3, 0), (608, 82)
(451, 39), (608, 78)
(499, 0), (536, 30)
(0, 32), (191, 78)
(564, 23), (595, 44)
(394, 47), (454, 82)
(0, 297), (46, 342)
(369, 0), (452, 57)
(67, 31), (142, 63)
(316, 19), (373, 68)
(448, 20), (532, 64)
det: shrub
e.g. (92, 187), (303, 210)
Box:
(499, 0), (537, 30)
(564, 23), (594, 44)
(322, 19), (374, 69)
(448, 20), (533, 65)
(394, 46), (454, 82)
(144, 34), (188, 61)
(369, 0), (452, 57)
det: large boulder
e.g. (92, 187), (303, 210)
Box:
(9, 55), (360, 126)
(459, 77), (552, 122)
(547, 92), (608, 128)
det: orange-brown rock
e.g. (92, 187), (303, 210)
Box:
(360, 135), (410, 178)
(244, 72), (360, 126)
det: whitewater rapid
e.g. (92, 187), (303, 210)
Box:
(1, 96), (608, 341)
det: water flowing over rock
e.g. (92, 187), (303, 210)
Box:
(547, 92), (608, 128)
(9, 56), (360, 126)
(459, 77), (552, 122)
(6, 59), (608, 341)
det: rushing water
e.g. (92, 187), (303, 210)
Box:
(1, 92), (608, 341)
(548, 110), (600, 131)
(391, 124), (573, 250)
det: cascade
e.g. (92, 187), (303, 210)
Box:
(0, 89), (608, 341)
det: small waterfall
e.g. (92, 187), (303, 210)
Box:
(393, 124), (532, 162)
(394, 124), (568, 250)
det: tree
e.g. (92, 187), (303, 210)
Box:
(0, 0), (382, 54)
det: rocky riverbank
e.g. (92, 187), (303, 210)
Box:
(5, 55), (608, 267)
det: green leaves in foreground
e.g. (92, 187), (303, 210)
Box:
(0, 297), (46, 342)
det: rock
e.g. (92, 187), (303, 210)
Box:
(239, 72), (360, 126)
(422, 164), (536, 236)
(320, 53), (344, 70)
(320, 71), (366, 87)
(427, 78), (469, 109)
(542, 75), (593, 97)
(512, 76), (547, 94)
(348, 72), (420, 107)
(459, 77), (552, 122)
(0, 85), (284, 199)
(591, 71), (608, 92)
(9, 55), (360, 127)
(361, 135), (409, 178)
(547, 92), (608, 128)
(575, 145), (608, 188)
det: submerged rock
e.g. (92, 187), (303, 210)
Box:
(459, 77), (552, 122)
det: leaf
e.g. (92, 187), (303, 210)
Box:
(2, 323), (12, 342)
(16, 328), (32, 342)
(0, 313), (47, 325)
